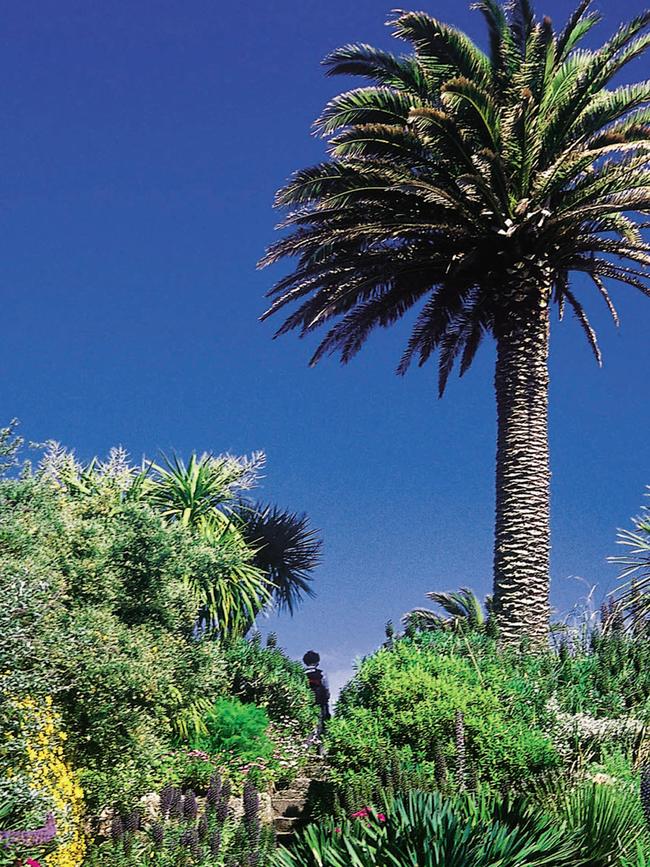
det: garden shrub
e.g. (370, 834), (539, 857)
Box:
(191, 698), (273, 766)
(327, 626), (650, 814)
(328, 632), (559, 807)
(1, 441), (320, 845)
(554, 631), (650, 718)
(223, 636), (318, 737)
(0, 476), (230, 811)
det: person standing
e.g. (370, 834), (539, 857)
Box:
(303, 650), (331, 739)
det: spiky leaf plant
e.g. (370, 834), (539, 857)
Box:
(406, 587), (489, 632)
(612, 489), (650, 615)
(238, 503), (322, 614)
(271, 789), (583, 867)
(261, 0), (650, 643)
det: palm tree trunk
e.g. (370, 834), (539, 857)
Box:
(493, 307), (551, 644)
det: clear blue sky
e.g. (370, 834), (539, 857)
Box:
(1, 0), (648, 697)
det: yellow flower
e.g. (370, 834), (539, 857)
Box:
(7, 695), (86, 867)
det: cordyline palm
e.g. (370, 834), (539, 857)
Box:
(148, 454), (321, 618)
(261, 0), (650, 643)
(237, 503), (322, 614)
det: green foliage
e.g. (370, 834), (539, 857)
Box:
(1, 436), (319, 817)
(237, 503), (322, 614)
(622, 843), (650, 867)
(0, 472), (230, 810)
(327, 622), (650, 823)
(223, 637), (319, 738)
(272, 789), (586, 867)
(191, 698), (273, 765)
(0, 419), (23, 476)
(549, 630), (650, 718)
(556, 781), (647, 866)
(47, 443), (321, 633)
(145, 451), (263, 530)
(328, 632), (559, 806)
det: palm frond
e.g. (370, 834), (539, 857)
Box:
(556, 1), (601, 62)
(508, 0), (536, 53)
(440, 76), (500, 149)
(563, 287), (602, 365)
(238, 503), (322, 614)
(391, 11), (491, 88)
(322, 43), (429, 97)
(314, 87), (422, 136)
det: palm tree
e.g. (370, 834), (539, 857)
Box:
(405, 587), (490, 633)
(237, 503), (322, 614)
(144, 453), (321, 620)
(610, 487), (650, 615)
(261, 1), (650, 643)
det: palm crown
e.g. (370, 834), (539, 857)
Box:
(261, 0), (649, 643)
(261, 0), (649, 395)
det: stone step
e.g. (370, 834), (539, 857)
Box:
(272, 798), (305, 817)
(274, 815), (299, 833)
(273, 788), (308, 801)
(293, 777), (313, 788)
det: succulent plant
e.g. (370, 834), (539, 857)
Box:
(180, 828), (201, 860)
(206, 773), (222, 808)
(641, 765), (650, 829)
(243, 781), (260, 824)
(216, 794), (229, 825)
(125, 807), (141, 833)
(151, 822), (165, 847)
(197, 814), (208, 842)
(169, 788), (184, 820)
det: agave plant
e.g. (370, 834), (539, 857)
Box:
(261, 0), (650, 643)
(272, 789), (583, 867)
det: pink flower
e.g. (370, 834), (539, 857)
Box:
(351, 808), (370, 820)
(187, 750), (210, 761)
(377, 813), (387, 823)
(334, 827), (341, 834)
(26, 860), (42, 867)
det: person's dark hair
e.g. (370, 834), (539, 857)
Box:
(303, 650), (320, 666)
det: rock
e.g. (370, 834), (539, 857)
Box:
(259, 792), (273, 825)
(138, 792), (161, 826)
